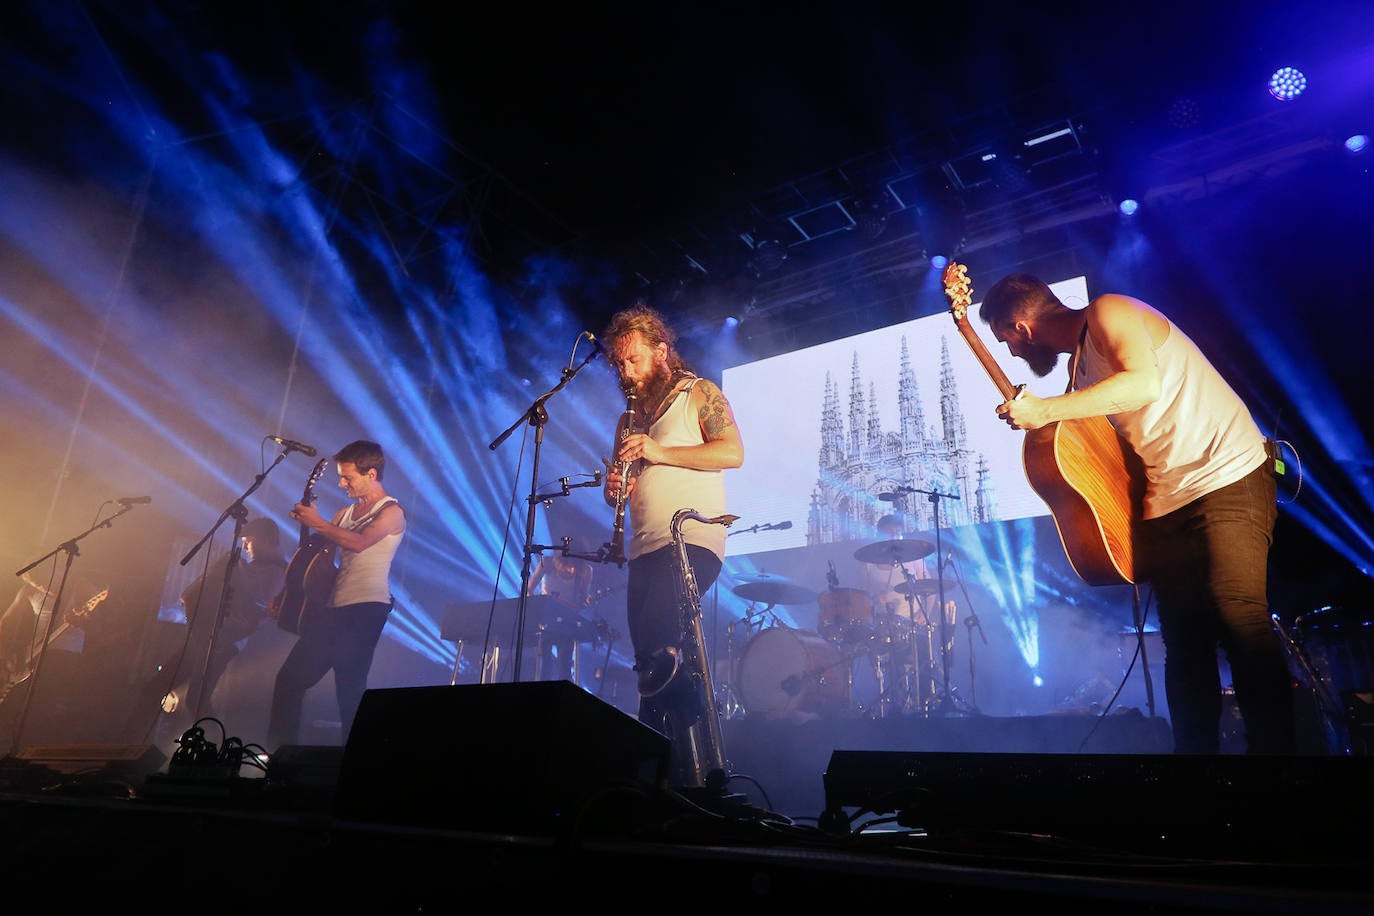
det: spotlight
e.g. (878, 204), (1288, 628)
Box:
(930, 254), (949, 269)
(1267, 66), (1307, 101)
(723, 315), (739, 330)
(1345, 134), (1369, 154)
(1118, 198), (1140, 217)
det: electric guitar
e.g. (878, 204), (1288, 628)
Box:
(941, 261), (1144, 586)
(271, 458), (338, 634)
(0, 587), (109, 703)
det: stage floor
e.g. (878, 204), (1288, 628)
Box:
(1, 682), (1370, 911)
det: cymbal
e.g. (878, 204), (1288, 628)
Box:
(733, 575), (817, 606)
(893, 578), (954, 598)
(853, 538), (935, 565)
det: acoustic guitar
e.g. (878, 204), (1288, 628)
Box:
(941, 261), (1144, 586)
(271, 458), (338, 633)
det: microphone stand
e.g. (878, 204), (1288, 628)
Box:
(11, 501), (141, 752)
(726, 520), (792, 536)
(911, 487), (960, 715)
(179, 445), (296, 721)
(947, 553), (985, 713)
(488, 340), (602, 683)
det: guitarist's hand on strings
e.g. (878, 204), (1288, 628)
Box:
(996, 389), (1052, 431)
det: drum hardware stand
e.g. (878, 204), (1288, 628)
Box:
(716, 615), (754, 720)
(1272, 614), (1351, 754)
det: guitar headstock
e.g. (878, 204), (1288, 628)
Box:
(942, 261), (973, 320)
(304, 458), (330, 505)
(74, 588), (109, 619)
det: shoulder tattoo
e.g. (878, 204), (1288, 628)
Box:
(697, 381), (735, 439)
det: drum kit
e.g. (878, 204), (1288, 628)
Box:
(722, 536), (958, 720)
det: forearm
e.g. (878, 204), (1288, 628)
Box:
(1044, 369), (1160, 422)
(655, 438), (743, 471)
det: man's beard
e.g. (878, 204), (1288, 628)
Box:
(632, 358), (673, 410)
(1023, 344), (1061, 378)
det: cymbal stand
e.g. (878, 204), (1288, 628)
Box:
(912, 487), (960, 715)
(487, 333), (604, 683)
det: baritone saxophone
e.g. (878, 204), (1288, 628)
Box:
(670, 506), (739, 787)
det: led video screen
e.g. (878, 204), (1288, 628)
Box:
(721, 275), (1090, 556)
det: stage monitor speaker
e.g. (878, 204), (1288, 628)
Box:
(822, 750), (1374, 856)
(1, 743), (167, 791)
(333, 681), (669, 836)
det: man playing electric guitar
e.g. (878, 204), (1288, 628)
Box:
(975, 270), (1293, 756)
(0, 574), (107, 699)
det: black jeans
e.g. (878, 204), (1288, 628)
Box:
(1138, 462), (1293, 754)
(266, 600), (391, 748)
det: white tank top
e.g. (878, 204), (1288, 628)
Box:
(330, 497), (404, 606)
(628, 377), (729, 561)
(1076, 318), (1266, 519)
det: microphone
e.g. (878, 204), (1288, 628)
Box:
(584, 331), (607, 354)
(766, 520), (793, 531)
(117, 496), (152, 505)
(268, 435), (318, 457)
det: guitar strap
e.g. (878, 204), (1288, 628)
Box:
(1066, 321), (1090, 394)
(343, 496), (399, 532)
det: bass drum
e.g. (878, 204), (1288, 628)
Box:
(737, 627), (849, 718)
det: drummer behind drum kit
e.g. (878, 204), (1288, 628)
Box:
(723, 536), (958, 721)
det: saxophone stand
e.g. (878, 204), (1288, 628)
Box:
(488, 333), (602, 683)
(9, 500), (142, 755)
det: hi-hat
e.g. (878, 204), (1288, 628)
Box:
(894, 578), (954, 598)
(853, 538), (935, 565)
(733, 575), (817, 606)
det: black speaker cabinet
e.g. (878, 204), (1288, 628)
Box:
(0, 743), (167, 791)
(333, 681), (669, 835)
(822, 749), (1374, 857)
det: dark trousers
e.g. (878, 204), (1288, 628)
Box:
(266, 600), (391, 748)
(1139, 462), (1294, 754)
(626, 544), (722, 779)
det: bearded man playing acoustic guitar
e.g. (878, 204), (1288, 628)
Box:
(267, 439), (405, 750)
(978, 273), (1293, 755)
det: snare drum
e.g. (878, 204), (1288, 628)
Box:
(818, 588), (874, 643)
(737, 627), (849, 717)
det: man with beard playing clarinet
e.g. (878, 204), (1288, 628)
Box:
(601, 303), (744, 783)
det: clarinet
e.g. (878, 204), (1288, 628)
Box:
(604, 387), (637, 567)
